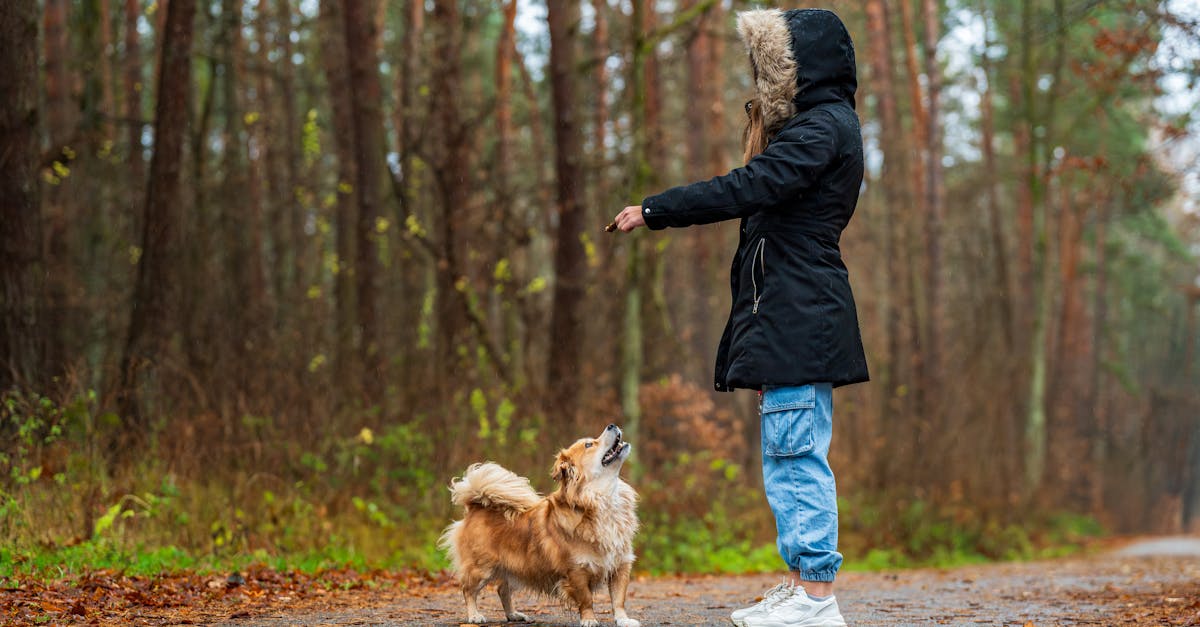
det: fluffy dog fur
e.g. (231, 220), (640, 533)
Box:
(439, 425), (639, 627)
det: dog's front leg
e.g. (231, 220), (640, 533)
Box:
(564, 569), (599, 627)
(498, 578), (530, 622)
(609, 561), (640, 627)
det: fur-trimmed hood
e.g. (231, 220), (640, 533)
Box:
(737, 8), (858, 134)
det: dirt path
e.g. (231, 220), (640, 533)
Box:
(208, 538), (1199, 627)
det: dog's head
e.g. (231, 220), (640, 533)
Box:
(551, 424), (632, 487)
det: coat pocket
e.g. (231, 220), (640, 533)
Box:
(760, 385), (816, 457)
(750, 237), (766, 315)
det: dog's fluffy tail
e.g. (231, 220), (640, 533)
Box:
(439, 463), (540, 573)
(448, 462), (541, 514)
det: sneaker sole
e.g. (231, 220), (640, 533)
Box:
(742, 619), (846, 627)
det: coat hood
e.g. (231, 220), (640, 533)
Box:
(737, 8), (858, 134)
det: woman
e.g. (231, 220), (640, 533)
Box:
(611, 8), (867, 627)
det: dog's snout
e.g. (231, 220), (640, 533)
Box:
(606, 424), (617, 432)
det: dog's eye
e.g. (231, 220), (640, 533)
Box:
(585, 442), (593, 448)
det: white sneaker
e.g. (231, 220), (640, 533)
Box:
(740, 589), (847, 627)
(730, 582), (796, 626)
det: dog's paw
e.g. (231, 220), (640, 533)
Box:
(506, 611), (531, 622)
(579, 620), (601, 627)
(465, 613), (488, 624)
(615, 618), (641, 627)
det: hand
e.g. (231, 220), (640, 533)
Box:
(612, 205), (646, 232)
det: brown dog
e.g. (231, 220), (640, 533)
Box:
(439, 424), (640, 627)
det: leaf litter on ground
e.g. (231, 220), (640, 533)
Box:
(1, 552), (1198, 626)
(0, 565), (449, 626)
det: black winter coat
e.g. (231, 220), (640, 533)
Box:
(641, 8), (869, 391)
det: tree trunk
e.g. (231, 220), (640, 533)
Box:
(640, 2), (664, 177)
(546, 0), (587, 430)
(0, 0), (43, 392)
(494, 0), (517, 211)
(864, 0), (910, 485)
(79, 0), (113, 141)
(43, 0), (73, 148)
(677, 0), (726, 386)
(1025, 0), (1068, 498)
(678, 0), (711, 386)
(1052, 177), (1088, 507)
(124, 0), (144, 200)
(388, 0), (423, 405)
(183, 10), (222, 413)
(397, 0), (423, 216)
(683, 0), (710, 179)
(276, 0), (303, 300)
(221, 0), (270, 402)
(98, 0), (116, 140)
(252, 0), (288, 310)
(621, 0), (654, 447)
(117, 0), (197, 442)
(920, 0), (944, 435)
(320, 0), (359, 399)
(591, 0), (609, 170)
(701, 3), (725, 179)
(516, 51), (551, 213)
(490, 0), (519, 380)
(1089, 196), (1110, 514)
(978, 8), (1013, 345)
(42, 0), (74, 385)
(430, 0), (471, 396)
(897, 0), (927, 196)
(897, 0), (929, 435)
(342, 0), (387, 403)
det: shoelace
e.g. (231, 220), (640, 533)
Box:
(757, 582), (795, 609)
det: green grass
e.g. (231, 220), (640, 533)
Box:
(0, 502), (1104, 584)
(0, 527), (1101, 587)
(0, 493), (1106, 583)
(0, 391), (1107, 584)
(0, 539), (444, 586)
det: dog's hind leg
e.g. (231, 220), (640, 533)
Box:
(461, 569), (489, 624)
(562, 569), (599, 627)
(498, 578), (530, 622)
(609, 562), (640, 627)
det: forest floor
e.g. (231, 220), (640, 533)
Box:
(3, 537), (1198, 626)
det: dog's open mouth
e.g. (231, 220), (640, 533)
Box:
(601, 431), (629, 466)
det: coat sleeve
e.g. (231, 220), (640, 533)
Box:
(641, 111), (839, 230)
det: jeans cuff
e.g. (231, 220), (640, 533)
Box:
(791, 569), (838, 583)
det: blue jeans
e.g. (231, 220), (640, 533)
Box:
(760, 383), (842, 582)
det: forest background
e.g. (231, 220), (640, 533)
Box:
(1, 0), (1199, 577)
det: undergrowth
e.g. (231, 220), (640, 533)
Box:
(1, 389), (1106, 583)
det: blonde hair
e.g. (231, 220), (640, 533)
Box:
(743, 99), (769, 164)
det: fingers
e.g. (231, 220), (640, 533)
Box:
(612, 206), (644, 233)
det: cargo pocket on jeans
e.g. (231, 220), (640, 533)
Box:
(760, 385), (816, 457)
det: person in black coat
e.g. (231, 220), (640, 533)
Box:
(612, 8), (866, 627)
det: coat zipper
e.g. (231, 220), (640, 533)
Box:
(751, 237), (766, 315)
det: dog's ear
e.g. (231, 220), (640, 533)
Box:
(551, 451), (576, 484)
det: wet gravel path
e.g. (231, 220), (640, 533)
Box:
(217, 538), (1200, 626)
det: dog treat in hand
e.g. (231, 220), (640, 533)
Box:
(605, 221), (618, 233)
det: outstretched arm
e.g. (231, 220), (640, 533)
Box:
(611, 111), (838, 231)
